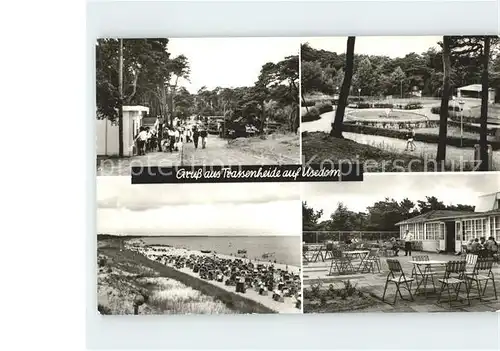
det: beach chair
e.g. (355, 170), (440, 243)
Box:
(382, 259), (415, 305)
(437, 260), (469, 308)
(465, 257), (497, 302)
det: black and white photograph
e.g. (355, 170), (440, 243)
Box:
(301, 36), (500, 172)
(302, 173), (499, 313)
(96, 38), (300, 176)
(97, 177), (302, 314)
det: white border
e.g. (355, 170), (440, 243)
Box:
(87, 1), (500, 350)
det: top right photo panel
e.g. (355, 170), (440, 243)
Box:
(300, 36), (499, 172)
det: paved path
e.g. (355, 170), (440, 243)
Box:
(302, 109), (499, 171)
(97, 134), (299, 176)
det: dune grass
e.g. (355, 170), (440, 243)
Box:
(97, 239), (274, 315)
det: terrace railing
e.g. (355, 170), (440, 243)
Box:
(303, 231), (399, 244)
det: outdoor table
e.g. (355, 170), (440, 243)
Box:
(408, 260), (447, 297)
(343, 250), (370, 272)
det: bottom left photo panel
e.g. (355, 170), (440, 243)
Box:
(96, 177), (303, 315)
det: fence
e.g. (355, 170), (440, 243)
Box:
(303, 231), (399, 244)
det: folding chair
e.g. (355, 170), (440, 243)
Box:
(382, 259), (415, 305)
(465, 257), (498, 302)
(361, 248), (381, 273)
(437, 260), (469, 308)
(302, 245), (310, 264)
(324, 243), (334, 261)
(310, 245), (325, 263)
(465, 254), (478, 274)
(328, 248), (354, 276)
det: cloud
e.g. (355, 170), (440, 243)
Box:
(97, 177), (300, 211)
(97, 199), (301, 236)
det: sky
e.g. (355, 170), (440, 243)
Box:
(97, 177), (300, 236)
(167, 37), (300, 94)
(303, 36), (442, 58)
(302, 173), (500, 221)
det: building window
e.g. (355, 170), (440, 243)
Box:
(425, 222), (442, 240)
(463, 218), (487, 241)
(489, 216), (500, 241)
(416, 223), (424, 240)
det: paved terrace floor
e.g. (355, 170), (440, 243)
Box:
(304, 252), (500, 312)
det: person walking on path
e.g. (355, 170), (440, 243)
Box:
(192, 126), (200, 149)
(404, 127), (416, 152)
(135, 127), (148, 156)
(200, 127), (208, 149)
(403, 230), (413, 256)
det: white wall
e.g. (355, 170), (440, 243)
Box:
(96, 119), (119, 156)
(422, 241), (439, 252)
(96, 111), (143, 157)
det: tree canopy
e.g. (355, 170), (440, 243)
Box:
(301, 39), (499, 98)
(96, 39), (298, 130)
(303, 196), (475, 232)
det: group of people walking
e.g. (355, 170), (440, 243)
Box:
(134, 121), (209, 156)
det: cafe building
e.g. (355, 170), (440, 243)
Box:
(396, 192), (500, 253)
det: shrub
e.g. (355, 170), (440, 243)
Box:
(316, 102), (333, 115)
(373, 103), (394, 108)
(98, 304), (112, 315)
(404, 102), (423, 110)
(302, 100), (315, 107)
(301, 107), (320, 122)
(355, 102), (371, 109)
(342, 123), (500, 150)
(430, 105), (462, 115)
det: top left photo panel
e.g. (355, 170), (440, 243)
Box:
(95, 38), (301, 176)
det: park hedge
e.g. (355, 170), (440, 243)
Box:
(431, 105), (463, 114)
(342, 123), (500, 150)
(447, 120), (496, 136)
(317, 102), (333, 115)
(302, 107), (321, 122)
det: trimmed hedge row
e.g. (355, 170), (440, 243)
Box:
(431, 105), (462, 114)
(448, 120), (497, 136)
(302, 107), (321, 122)
(350, 102), (423, 110)
(342, 123), (500, 150)
(317, 103), (333, 115)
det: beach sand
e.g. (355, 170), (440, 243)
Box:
(130, 244), (302, 314)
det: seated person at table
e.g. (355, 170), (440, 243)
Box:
(486, 236), (498, 252)
(471, 238), (481, 252)
(466, 239), (474, 252)
(390, 237), (399, 256)
(480, 237), (486, 247)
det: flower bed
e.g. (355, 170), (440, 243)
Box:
(303, 280), (380, 313)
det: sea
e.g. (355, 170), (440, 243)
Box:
(136, 235), (300, 267)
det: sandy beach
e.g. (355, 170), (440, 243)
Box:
(126, 241), (302, 314)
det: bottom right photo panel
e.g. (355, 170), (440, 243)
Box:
(302, 172), (499, 313)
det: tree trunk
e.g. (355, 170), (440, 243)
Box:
(301, 94), (309, 113)
(331, 36), (355, 138)
(436, 36), (452, 168)
(479, 37), (490, 171)
(118, 39), (124, 157)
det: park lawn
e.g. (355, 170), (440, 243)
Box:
(302, 132), (474, 172)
